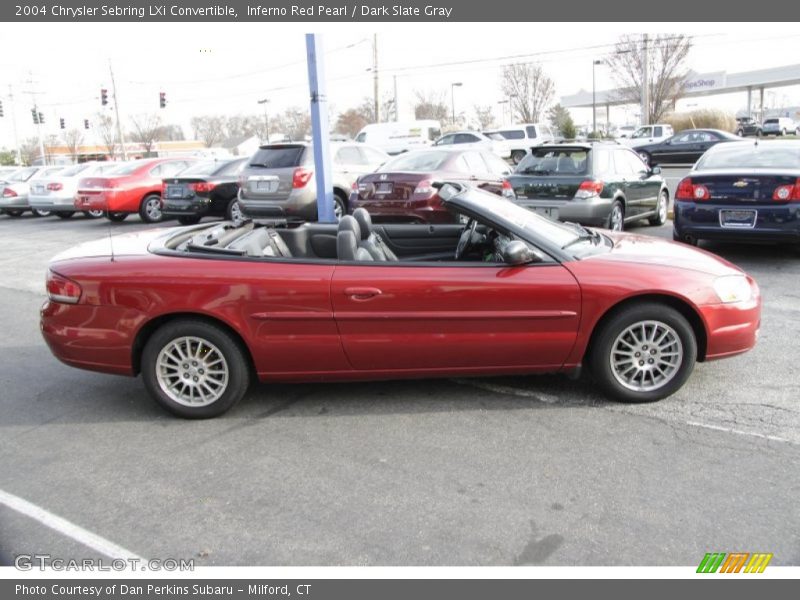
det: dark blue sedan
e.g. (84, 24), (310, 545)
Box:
(673, 140), (800, 246)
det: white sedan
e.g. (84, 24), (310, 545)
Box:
(432, 131), (511, 160)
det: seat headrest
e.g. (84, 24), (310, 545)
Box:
(337, 230), (358, 261)
(352, 208), (372, 240)
(338, 215), (361, 241)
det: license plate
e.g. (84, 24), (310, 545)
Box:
(167, 185), (184, 198)
(255, 180), (279, 193)
(720, 209), (756, 228)
(79, 196), (90, 205)
(375, 182), (393, 194)
(33, 185), (44, 194)
(533, 207), (559, 220)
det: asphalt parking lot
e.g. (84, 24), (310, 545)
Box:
(1, 179), (799, 567)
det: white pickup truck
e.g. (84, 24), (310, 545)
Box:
(620, 124), (674, 149)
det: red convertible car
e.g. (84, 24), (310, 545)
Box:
(41, 183), (761, 418)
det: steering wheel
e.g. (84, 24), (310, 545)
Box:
(455, 219), (478, 260)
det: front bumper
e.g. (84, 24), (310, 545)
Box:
(698, 288), (761, 361)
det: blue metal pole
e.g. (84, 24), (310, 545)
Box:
(306, 33), (335, 223)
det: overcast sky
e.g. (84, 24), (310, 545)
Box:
(1, 22), (799, 146)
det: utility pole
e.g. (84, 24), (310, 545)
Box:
(8, 85), (21, 165)
(372, 33), (379, 123)
(25, 73), (47, 165)
(257, 98), (270, 142)
(393, 75), (398, 121)
(306, 34), (335, 223)
(109, 60), (128, 160)
(641, 33), (649, 126)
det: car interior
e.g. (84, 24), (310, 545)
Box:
(166, 207), (522, 265)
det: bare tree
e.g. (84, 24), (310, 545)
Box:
(158, 124), (185, 141)
(605, 34), (692, 124)
(473, 105), (497, 130)
(190, 115), (226, 148)
(63, 129), (84, 162)
(129, 113), (163, 154)
(95, 112), (117, 158)
(413, 89), (448, 122)
(270, 107), (311, 141)
(225, 114), (261, 139)
(501, 63), (555, 123)
(335, 107), (370, 138)
(19, 137), (40, 166)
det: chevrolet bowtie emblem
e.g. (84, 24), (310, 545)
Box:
(733, 181), (749, 188)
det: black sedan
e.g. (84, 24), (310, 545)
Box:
(161, 158), (248, 224)
(636, 129), (740, 166)
(673, 140), (800, 246)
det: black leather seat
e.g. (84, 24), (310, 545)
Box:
(337, 215), (373, 261)
(352, 208), (398, 261)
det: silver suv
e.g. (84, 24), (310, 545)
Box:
(238, 141), (388, 221)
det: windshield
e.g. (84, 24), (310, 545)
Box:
(380, 151), (450, 172)
(178, 160), (229, 177)
(106, 161), (147, 175)
(485, 133), (505, 142)
(631, 127), (651, 138)
(59, 163), (92, 177)
(696, 143), (800, 170)
(8, 167), (38, 182)
(516, 148), (589, 175)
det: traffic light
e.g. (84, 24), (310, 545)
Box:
(31, 108), (39, 124)
(84, 119), (90, 129)
(101, 88), (108, 106)
(38, 112), (45, 124)
(0, 100), (4, 117)
(59, 117), (65, 129)
(159, 91), (166, 108)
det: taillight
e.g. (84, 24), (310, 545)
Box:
(46, 271), (82, 304)
(574, 179), (604, 199)
(413, 179), (435, 197)
(675, 178), (710, 201)
(189, 182), (216, 193)
(2, 187), (17, 198)
(47, 182), (63, 191)
(501, 179), (515, 199)
(772, 178), (800, 201)
(292, 168), (313, 189)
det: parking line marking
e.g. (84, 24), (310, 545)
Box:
(0, 488), (143, 560)
(685, 421), (792, 444)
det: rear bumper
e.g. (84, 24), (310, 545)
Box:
(674, 200), (800, 243)
(0, 195), (29, 209)
(162, 199), (211, 217)
(30, 193), (77, 212)
(75, 191), (135, 213)
(513, 196), (613, 226)
(238, 188), (317, 221)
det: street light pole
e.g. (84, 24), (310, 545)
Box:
(592, 60), (602, 137)
(257, 98), (270, 143)
(451, 82), (462, 126)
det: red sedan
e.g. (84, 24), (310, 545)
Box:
(74, 157), (196, 223)
(42, 183), (760, 418)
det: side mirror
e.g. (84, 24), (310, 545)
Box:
(650, 165), (662, 175)
(503, 240), (541, 265)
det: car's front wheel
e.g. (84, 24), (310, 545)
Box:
(649, 190), (669, 226)
(141, 319), (251, 419)
(511, 150), (527, 165)
(589, 302), (697, 403)
(139, 194), (163, 223)
(107, 212), (128, 222)
(638, 151), (651, 166)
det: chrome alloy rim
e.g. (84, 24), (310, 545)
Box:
(658, 193), (668, 222)
(156, 336), (229, 407)
(230, 201), (243, 223)
(334, 200), (344, 220)
(609, 320), (683, 392)
(145, 197), (162, 220)
(87, 209), (104, 218)
(610, 204), (624, 231)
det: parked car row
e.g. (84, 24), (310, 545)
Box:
(736, 116), (799, 137)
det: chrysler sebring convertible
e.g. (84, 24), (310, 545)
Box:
(41, 184), (761, 418)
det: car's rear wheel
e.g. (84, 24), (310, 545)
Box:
(672, 230), (698, 246)
(605, 200), (625, 231)
(141, 320), (251, 419)
(139, 194), (163, 223)
(511, 150), (527, 165)
(57, 211), (75, 219)
(5, 209), (23, 217)
(178, 215), (202, 225)
(31, 208), (51, 217)
(589, 302), (697, 403)
(84, 210), (105, 219)
(333, 194), (346, 221)
(736, 129), (743, 137)
(227, 198), (243, 223)
(649, 191), (669, 226)
(107, 212), (128, 222)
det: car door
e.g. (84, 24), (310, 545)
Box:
(651, 132), (688, 164)
(434, 134), (456, 147)
(331, 260), (581, 372)
(616, 149), (659, 216)
(692, 131), (720, 161)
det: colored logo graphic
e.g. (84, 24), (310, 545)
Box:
(697, 552), (773, 573)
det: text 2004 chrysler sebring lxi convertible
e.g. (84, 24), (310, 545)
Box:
(41, 183), (761, 419)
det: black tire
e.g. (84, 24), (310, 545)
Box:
(638, 151), (651, 166)
(588, 302), (697, 403)
(83, 210), (105, 219)
(5, 209), (23, 217)
(178, 215), (202, 225)
(648, 190), (669, 226)
(511, 150), (527, 165)
(604, 199), (625, 231)
(333, 193), (347, 221)
(31, 208), (51, 217)
(141, 319), (251, 419)
(107, 212), (128, 222)
(672, 230), (698, 246)
(226, 198), (243, 223)
(139, 194), (163, 223)
(57, 212), (75, 219)
(736, 129), (743, 137)
(756, 129), (762, 137)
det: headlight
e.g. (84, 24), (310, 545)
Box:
(713, 275), (752, 304)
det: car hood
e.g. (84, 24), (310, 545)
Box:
(50, 228), (173, 263)
(583, 231), (742, 277)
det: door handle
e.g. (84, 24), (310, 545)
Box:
(344, 287), (383, 300)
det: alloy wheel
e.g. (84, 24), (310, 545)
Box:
(155, 336), (229, 408)
(609, 320), (683, 393)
